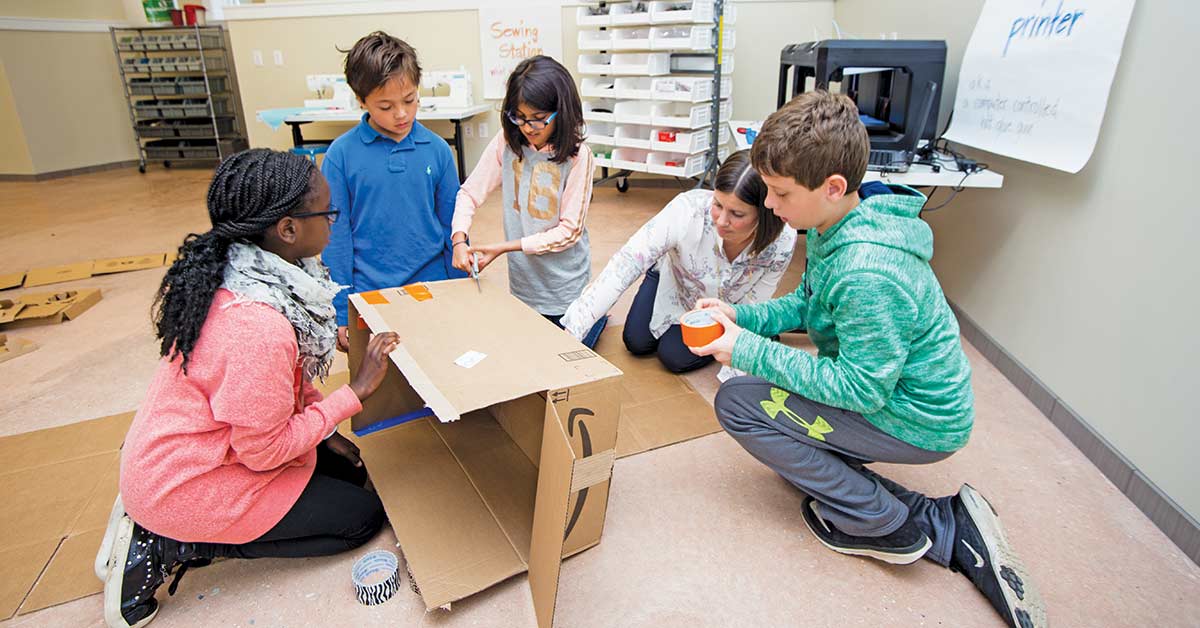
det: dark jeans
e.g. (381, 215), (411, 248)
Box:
(194, 441), (386, 560)
(622, 268), (714, 374)
(544, 313), (608, 349)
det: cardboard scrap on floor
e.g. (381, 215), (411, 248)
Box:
(0, 289), (102, 329)
(0, 333), (38, 364)
(2, 251), (174, 289)
(0, 411), (132, 618)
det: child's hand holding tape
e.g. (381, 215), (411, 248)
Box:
(683, 300), (742, 366)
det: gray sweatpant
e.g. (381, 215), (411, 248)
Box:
(715, 376), (959, 567)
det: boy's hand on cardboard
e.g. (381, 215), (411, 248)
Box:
(324, 431), (363, 467)
(350, 332), (401, 401)
(337, 326), (350, 353)
(695, 298), (737, 323)
(688, 308), (741, 366)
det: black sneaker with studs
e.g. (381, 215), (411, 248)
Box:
(102, 515), (206, 628)
(951, 484), (1047, 628)
(800, 496), (933, 565)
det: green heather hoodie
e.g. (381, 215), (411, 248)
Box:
(731, 183), (973, 452)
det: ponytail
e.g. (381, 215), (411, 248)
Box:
(153, 149), (316, 371)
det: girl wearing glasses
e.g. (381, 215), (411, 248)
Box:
(98, 149), (400, 628)
(450, 55), (607, 347)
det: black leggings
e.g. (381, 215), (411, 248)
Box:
(622, 268), (714, 374)
(194, 442), (386, 560)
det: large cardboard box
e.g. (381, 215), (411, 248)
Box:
(348, 277), (622, 628)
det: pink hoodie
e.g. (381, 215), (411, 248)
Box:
(120, 289), (362, 544)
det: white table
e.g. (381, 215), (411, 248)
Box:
(284, 104), (493, 181)
(728, 120), (1004, 190)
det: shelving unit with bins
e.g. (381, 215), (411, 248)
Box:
(111, 25), (247, 173)
(576, 0), (735, 191)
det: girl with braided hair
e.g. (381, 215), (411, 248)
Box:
(96, 149), (400, 628)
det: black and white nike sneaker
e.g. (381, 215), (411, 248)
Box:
(801, 496), (932, 565)
(951, 484), (1047, 628)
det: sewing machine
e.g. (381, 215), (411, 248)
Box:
(420, 69), (473, 110)
(304, 74), (357, 110)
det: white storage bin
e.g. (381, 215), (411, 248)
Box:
(614, 124), (654, 149)
(577, 5), (611, 26)
(613, 147), (651, 172)
(614, 100), (655, 124)
(593, 145), (615, 168)
(649, 0), (714, 24)
(584, 99), (618, 123)
(651, 76), (711, 102)
(578, 53), (613, 75)
(586, 121), (616, 145)
(614, 77), (653, 99)
(651, 127), (711, 153)
(718, 97), (733, 122)
(611, 53), (671, 75)
(669, 50), (734, 74)
(578, 30), (613, 51)
(648, 151), (707, 177)
(652, 101), (711, 128)
(651, 25), (736, 51)
(582, 77), (616, 99)
(611, 2), (652, 25)
(612, 27), (652, 50)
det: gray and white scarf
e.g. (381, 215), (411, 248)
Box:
(221, 242), (342, 381)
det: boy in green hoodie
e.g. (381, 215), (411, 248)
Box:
(691, 91), (1045, 628)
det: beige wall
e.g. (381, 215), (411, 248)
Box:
(0, 58), (34, 174)
(0, 30), (139, 174)
(834, 1), (1200, 520)
(0, 0), (126, 21)
(229, 1), (835, 171)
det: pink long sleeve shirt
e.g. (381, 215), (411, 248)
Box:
(120, 289), (362, 544)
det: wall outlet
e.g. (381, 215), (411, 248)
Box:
(252, 50), (263, 66)
(272, 50), (284, 66)
(464, 124), (474, 138)
(478, 122), (489, 138)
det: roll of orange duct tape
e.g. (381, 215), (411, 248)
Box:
(680, 309), (725, 348)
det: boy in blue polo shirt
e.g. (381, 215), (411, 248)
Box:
(322, 31), (466, 349)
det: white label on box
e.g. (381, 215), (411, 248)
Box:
(454, 350), (488, 369)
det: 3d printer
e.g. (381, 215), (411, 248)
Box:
(777, 40), (946, 152)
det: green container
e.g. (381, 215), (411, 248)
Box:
(143, 0), (173, 24)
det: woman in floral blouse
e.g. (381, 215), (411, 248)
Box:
(561, 150), (796, 373)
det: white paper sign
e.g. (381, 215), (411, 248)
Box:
(478, 6), (563, 100)
(454, 350), (488, 369)
(944, 0), (1136, 173)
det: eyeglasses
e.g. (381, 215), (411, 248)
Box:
(506, 111), (558, 131)
(292, 209), (340, 224)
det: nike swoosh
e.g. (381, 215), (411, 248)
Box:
(961, 539), (985, 568)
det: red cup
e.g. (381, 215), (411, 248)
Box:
(169, 9), (184, 26)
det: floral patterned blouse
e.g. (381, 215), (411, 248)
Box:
(561, 189), (797, 340)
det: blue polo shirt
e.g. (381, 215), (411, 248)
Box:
(322, 115), (466, 325)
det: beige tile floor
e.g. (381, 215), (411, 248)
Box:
(1, 167), (1197, 627)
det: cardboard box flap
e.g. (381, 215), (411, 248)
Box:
(18, 529), (105, 615)
(353, 416), (528, 609)
(0, 301), (23, 325)
(350, 278), (621, 422)
(23, 262), (94, 288)
(528, 397), (578, 628)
